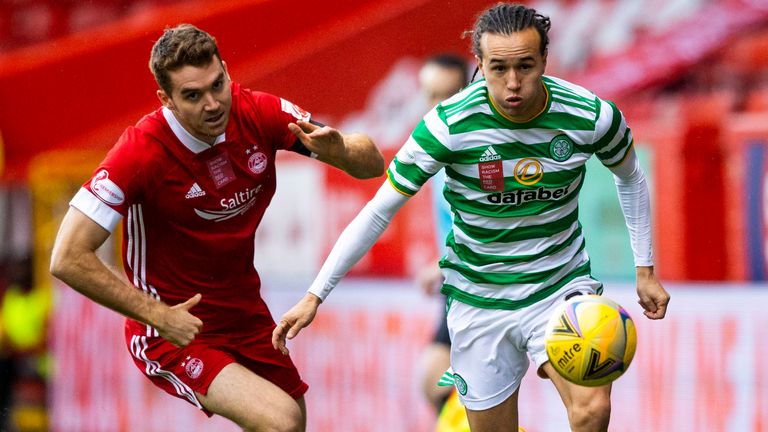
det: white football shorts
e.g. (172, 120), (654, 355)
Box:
(446, 277), (601, 410)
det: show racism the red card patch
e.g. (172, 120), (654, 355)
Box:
(479, 160), (504, 191)
(207, 152), (236, 189)
(478, 146), (504, 191)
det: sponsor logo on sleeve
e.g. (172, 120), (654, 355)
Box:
(90, 170), (125, 205)
(280, 98), (311, 121)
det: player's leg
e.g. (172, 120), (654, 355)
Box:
(422, 343), (452, 411)
(541, 362), (611, 432)
(447, 299), (528, 432)
(521, 280), (608, 431)
(126, 313), (308, 431)
(421, 301), (453, 412)
(196, 362), (305, 432)
(464, 389), (519, 432)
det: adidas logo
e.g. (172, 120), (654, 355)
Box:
(479, 146), (502, 162)
(185, 183), (206, 199)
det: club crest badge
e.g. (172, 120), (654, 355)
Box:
(453, 373), (468, 396)
(549, 134), (574, 162)
(185, 357), (204, 379)
(248, 152), (268, 174)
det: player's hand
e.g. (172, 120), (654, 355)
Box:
(416, 261), (444, 296)
(635, 266), (670, 320)
(156, 293), (203, 347)
(288, 121), (346, 160)
(272, 292), (322, 355)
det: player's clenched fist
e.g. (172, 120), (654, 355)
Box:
(156, 293), (204, 347)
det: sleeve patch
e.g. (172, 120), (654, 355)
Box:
(70, 188), (123, 232)
(90, 170), (125, 205)
(280, 98), (311, 121)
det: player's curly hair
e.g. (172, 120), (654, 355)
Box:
(466, 3), (551, 59)
(149, 24), (221, 95)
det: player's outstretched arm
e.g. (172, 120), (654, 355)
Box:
(50, 207), (203, 347)
(272, 182), (410, 354)
(635, 266), (669, 320)
(288, 120), (384, 179)
(272, 293), (322, 355)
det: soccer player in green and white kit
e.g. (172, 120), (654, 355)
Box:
(273, 3), (670, 432)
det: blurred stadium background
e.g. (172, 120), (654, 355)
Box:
(1, 0), (767, 430)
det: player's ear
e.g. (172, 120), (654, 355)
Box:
(542, 49), (548, 69)
(475, 55), (485, 76)
(221, 59), (232, 83)
(157, 89), (174, 110)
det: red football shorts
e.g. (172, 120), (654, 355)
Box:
(124, 318), (308, 416)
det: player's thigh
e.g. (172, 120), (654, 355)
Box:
(196, 362), (304, 431)
(541, 362), (611, 411)
(522, 279), (602, 377)
(447, 300), (529, 411)
(464, 389), (519, 432)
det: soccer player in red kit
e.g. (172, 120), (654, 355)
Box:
(50, 24), (384, 431)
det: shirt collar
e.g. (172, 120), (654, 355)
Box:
(162, 106), (226, 154)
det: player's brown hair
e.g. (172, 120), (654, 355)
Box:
(149, 24), (222, 95)
(467, 3), (551, 59)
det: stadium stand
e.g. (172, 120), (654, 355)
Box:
(0, 1), (767, 430)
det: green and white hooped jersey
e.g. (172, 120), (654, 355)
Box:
(387, 75), (632, 310)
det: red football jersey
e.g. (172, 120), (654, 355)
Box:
(72, 82), (312, 340)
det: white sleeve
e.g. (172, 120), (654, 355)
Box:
(308, 181), (410, 301)
(70, 188), (123, 232)
(608, 149), (654, 267)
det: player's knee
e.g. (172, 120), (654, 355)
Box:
(277, 410), (304, 432)
(241, 401), (304, 432)
(568, 395), (610, 431)
(241, 417), (303, 432)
